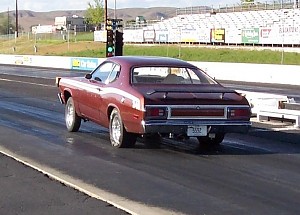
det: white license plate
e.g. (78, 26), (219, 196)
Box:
(187, 126), (207, 137)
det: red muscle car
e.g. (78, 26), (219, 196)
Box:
(56, 56), (251, 148)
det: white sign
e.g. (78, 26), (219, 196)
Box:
(32, 25), (54, 34)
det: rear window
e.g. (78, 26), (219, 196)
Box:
(132, 67), (217, 85)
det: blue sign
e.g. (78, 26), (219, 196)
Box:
(71, 58), (99, 71)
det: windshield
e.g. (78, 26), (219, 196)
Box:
(131, 67), (217, 85)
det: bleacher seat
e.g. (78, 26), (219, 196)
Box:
(151, 8), (300, 42)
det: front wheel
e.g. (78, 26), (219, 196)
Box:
(197, 133), (225, 146)
(109, 109), (137, 148)
(65, 97), (81, 132)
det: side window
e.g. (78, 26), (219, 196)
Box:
(91, 62), (114, 82)
(105, 64), (120, 84)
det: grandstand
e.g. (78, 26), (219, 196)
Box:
(120, 1), (300, 47)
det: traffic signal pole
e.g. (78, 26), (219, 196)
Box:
(106, 19), (123, 57)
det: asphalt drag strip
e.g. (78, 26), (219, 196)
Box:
(0, 147), (178, 215)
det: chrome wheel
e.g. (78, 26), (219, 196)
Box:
(65, 97), (81, 132)
(66, 102), (74, 127)
(111, 114), (122, 147)
(109, 109), (137, 148)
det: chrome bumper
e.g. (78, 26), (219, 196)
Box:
(143, 119), (251, 134)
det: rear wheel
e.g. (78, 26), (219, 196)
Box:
(109, 109), (137, 148)
(65, 97), (81, 132)
(197, 133), (225, 146)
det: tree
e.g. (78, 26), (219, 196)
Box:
(85, 0), (104, 30)
(0, 12), (15, 35)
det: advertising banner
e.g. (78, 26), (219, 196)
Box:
(242, 28), (259, 44)
(260, 27), (283, 45)
(144, 30), (156, 42)
(211, 28), (225, 43)
(197, 28), (211, 43)
(225, 28), (242, 44)
(260, 25), (300, 45)
(32, 25), (55, 34)
(155, 30), (169, 43)
(71, 58), (99, 71)
(94, 30), (106, 42)
(123, 29), (144, 43)
(180, 29), (198, 43)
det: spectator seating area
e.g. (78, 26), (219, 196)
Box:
(149, 8), (300, 31)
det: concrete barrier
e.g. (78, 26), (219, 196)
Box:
(0, 54), (299, 86)
(191, 61), (300, 86)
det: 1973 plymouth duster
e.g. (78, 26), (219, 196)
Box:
(56, 56), (251, 148)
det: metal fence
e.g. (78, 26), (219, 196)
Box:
(176, 1), (298, 15)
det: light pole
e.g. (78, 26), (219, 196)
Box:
(7, 8), (9, 36)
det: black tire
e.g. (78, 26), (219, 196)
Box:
(197, 133), (225, 146)
(65, 97), (81, 132)
(109, 109), (137, 148)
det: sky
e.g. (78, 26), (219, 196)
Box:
(0, 0), (241, 13)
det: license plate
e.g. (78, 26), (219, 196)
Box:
(187, 126), (207, 137)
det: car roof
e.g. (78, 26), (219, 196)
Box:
(106, 56), (198, 68)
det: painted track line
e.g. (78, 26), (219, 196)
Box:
(0, 78), (55, 88)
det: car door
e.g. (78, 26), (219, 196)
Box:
(79, 62), (120, 124)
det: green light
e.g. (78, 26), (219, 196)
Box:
(107, 47), (113, 52)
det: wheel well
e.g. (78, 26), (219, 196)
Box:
(64, 91), (72, 103)
(107, 106), (115, 121)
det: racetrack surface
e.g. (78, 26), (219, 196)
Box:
(1, 65), (300, 215)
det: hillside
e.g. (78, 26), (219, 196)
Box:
(1, 7), (177, 32)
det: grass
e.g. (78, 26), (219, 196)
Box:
(0, 33), (299, 65)
(123, 45), (300, 65)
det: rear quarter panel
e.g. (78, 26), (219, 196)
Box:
(102, 81), (145, 133)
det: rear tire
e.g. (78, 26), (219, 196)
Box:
(109, 109), (137, 148)
(65, 97), (81, 132)
(197, 133), (225, 146)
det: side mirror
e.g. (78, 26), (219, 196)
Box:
(85, 73), (92, 79)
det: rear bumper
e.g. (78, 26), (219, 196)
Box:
(143, 119), (251, 135)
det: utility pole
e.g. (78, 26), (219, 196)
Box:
(7, 8), (9, 35)
(16, 0), (18, 37)
(104, 0), (107, 29)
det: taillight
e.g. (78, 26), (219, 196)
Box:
(227, 107), (251, 120)
(145, 107), (168, 119)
